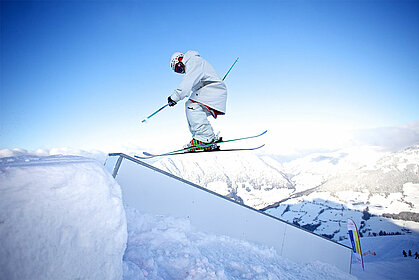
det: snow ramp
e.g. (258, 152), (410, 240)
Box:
(106, 153), (352, 273)
(0, 155), (126, 280)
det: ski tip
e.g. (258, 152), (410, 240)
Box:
(134, 155), (147, 159)
(250, 144), (265, 150)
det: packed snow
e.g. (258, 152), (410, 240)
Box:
(0, 155), (127, 280)
(123, 207), (354, 280)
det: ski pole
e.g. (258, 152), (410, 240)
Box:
(141, 57), (239, 124)
(141, 103), (169, 123)
(222, 57), (239, 81)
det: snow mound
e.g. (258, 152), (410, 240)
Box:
(0, 155), (127, 280)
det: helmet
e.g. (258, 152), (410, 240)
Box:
(170, 52), (185, 73)
(170, 52), (183, 70)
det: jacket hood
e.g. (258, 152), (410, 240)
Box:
(183, 51), (200, 63)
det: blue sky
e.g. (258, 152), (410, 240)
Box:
(1, 0), (418, 153)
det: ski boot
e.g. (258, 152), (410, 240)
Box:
(184, 138), (221, 152)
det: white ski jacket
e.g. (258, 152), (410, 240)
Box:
(170, 51), (227, 114)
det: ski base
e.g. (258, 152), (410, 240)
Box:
(135, 144), (265, 159)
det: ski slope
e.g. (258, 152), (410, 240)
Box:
(1, 152), (417, 279)
(0, 154), (354, 280)
(343, 235), (419, 280)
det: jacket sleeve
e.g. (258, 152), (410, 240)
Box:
(170, 59), (203, 102)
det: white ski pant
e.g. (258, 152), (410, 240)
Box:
(185, 99), (215, 143)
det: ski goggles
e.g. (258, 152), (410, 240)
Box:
(174, 61), (185, 74)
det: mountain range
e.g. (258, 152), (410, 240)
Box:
(153, 145), (419, 241)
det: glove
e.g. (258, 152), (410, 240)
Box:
(168, 96), (177, 107)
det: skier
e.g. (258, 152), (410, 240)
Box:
(403, 250), (407, 257)
(168, 51), (227, 151)
(408, 249), (412, 257)
(415, 252), (419, 259)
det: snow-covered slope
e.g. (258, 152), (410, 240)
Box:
(325, 146), (418, 191)
(343, 234), (419, 280)
(152, 145), (419, 241)
(154, 152), (293, 209)
(153, 146), (418, 209)
(0, 153), (356, 280)
(0, 155), (127, 280)
(265, 146), (419, 241)
(1, 149), (417, 279)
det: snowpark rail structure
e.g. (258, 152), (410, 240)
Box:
(106, 153), (353, 273)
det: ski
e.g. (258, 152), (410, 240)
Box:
(135, 130), (267, 159)
(134, 145), (265, 159)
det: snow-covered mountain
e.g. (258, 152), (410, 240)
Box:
(153, 145), (419, 241)
(154, 152), (294, 209)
